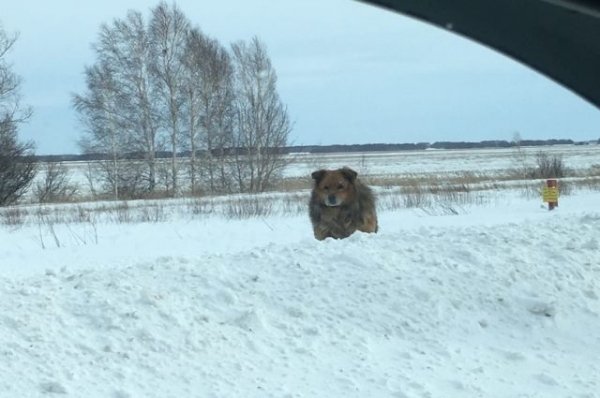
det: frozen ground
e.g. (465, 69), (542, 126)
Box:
(1, 190), (599, 397)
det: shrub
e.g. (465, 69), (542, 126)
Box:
(34, 162), (79, 203)
(0, 133), (37, 205)
(0, 206), (26, 226)
(529, 151), (567, 179)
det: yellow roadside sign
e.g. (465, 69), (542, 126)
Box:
(542, 186), (559, 202)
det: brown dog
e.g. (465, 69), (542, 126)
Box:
(309, 167), (378, 240)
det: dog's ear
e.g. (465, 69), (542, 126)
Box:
(340, 167), (358, 182)
(311, 169), (327, 183)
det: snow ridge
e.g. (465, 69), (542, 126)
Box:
(1, 209), (599, 397)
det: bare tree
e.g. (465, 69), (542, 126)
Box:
(182, 28), (235, 194)
(150, 2), (190, 196)
(74, 11), (161, 197)
(74, 62), (125, 200)
(510, 131), (529, 180)
(181, 29), (203, 195)
(231, 37), (292, 193)
(74, 8), (291, 197)
(0, 22), (36, 206)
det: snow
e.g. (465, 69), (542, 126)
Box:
(2, 190), (600, 396)
(284, 144), (600, 178)
(29, 144), (600, 200)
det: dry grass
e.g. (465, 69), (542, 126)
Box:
(579, 176), (600, 191)
(224, 197), (274, 219)
(0, 169), (589, 229)
(4, 149), (600, 228)
(0, 207), (26, 227)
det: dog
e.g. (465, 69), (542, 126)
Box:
(309, 167), (378, 240)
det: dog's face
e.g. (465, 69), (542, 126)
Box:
(311, 167), (358, 207)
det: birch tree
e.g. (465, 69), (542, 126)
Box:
(74, 11), (160, 197)
(182, 28), (235, 194)
(73, 62), (124, 199)
(231, 37), (291, 193)
(150, 2), (189, 196)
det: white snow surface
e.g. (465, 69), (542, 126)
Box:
(1, 193), (600, 397)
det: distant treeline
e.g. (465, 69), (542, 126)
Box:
(34, 138), (596, 162)
(293, 138), (578, 153)
(429, 139), (577, 149)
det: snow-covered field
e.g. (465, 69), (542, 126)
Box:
(286, 144), (600, 177)
(2, 148), (600, 397)
(30, 144), (600, 200)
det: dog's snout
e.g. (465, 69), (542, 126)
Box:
(327, 194), (337, 204)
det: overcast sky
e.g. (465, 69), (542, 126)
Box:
(2, 0), (599, 155)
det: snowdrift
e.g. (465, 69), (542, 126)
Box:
(1, 195), (599, 397)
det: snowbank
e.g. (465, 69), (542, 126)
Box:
(1, 193), (599, 397)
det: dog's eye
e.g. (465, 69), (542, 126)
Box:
(337, 184), (344, 190)
(323, 185), (329, 190)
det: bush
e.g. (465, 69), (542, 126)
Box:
(34, 162), (78, 203)
(0, 132), (37, 205)
(529, 151), (567, 179)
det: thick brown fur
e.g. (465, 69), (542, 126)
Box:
(309, 167), (378, 240)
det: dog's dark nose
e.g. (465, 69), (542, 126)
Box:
(327, 194), (336, 204)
